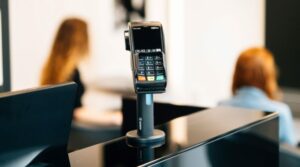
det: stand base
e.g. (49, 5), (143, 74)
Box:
(126, 129), (165, 147)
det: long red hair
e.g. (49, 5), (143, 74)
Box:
(232, 47), (279, 100)
(40, 18), (89, 85)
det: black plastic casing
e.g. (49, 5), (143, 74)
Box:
(124, 21), (167, 94)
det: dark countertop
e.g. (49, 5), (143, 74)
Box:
(69, 106), (278, 167)
(0, 106), (278, 167)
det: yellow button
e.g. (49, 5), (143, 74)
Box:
(138, 76), (146, 81)
(147, 76), (155, 81)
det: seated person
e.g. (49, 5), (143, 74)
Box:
(219, 47), (296, 145)
(40, 18), (88, 108)
(40, 18), (121, 125)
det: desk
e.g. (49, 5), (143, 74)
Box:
(69, 107), (279, 167)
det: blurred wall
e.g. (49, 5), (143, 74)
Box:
(184, 0), (265, 106)
(0, 19), (2, 86)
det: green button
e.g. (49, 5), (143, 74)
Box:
(156, 75), (165, 81)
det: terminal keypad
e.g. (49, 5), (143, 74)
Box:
(137, 53), (165, 81)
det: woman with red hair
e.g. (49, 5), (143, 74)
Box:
(220, 47), (296, 145)
(41, 18), (89, 108)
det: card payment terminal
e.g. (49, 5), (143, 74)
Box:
(124, 21), (166, 146)
(124, 22), (167, 94)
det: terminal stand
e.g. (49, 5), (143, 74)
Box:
(126, 94), (165, 146)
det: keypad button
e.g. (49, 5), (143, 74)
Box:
(156, 70), (164, 75)
(154, 55), (162, 60)
(156, 75), (165, 81)
(147, 76), (155, 81)
(139, 60), (145, 66)
(146, 60), (154, 65)
(138, 70), (145, 75)
(138, 76), (146, 81)
(155, 61), (163, 65)
(146, 66), (154, 70)
(138, 66), (145, 71)
(155, 65), (164, 70)
(145, 56), (154, 60)
(139, 56), (145, 60)
(146, 70), (155, 76)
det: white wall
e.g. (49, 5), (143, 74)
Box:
(184, 0), (265, 107)
(0, 11), (3, 86)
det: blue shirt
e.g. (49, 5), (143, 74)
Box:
(219, 86), (296, 145)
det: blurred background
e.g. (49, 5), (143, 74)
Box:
(0, 0), (299, 149)
(8, 0), (265, 107)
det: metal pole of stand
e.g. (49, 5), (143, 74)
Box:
(126, 93), (165, 146)
(137, 147), (154, 164)
(137, 94), (154, 138)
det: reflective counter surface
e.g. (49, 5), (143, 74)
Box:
(69, 107), (279, 167)
(0, 106), (278, 166)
